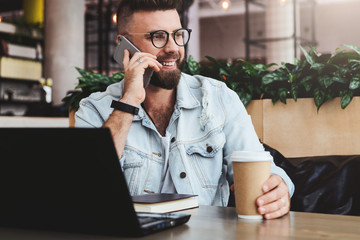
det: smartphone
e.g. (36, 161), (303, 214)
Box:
(113, 36), (153, 88)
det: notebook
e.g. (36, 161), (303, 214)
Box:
(132, 193), (198, 213)
(0, 128), (190, 237)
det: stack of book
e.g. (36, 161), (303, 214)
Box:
(132, 193), (199, 213)
(0, 56), (42, 81)
(0, 30), (42, 81)
(0, 22), (44, 114)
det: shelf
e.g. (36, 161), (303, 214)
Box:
(0, 22), (43, 47)
(0, 100), (44, 104)
(0, 22), (43, 39)
(0, 101), (53, 117)
(0, 9), (50, 117)
(0, 77), (40, 83)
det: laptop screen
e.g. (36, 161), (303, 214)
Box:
(0, 128), (142, 236)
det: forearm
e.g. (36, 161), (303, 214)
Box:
(103, 97), (140, 159)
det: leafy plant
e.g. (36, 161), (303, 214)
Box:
(62, 67), (124, 111)
(182, 55), (200, 75)
(189, 56), (275, 106)
(261, 44), (360, 110)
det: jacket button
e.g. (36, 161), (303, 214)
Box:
(171, 137), (176, 143)
(206, 146), (213, 153)
(180, 172), (186, 179)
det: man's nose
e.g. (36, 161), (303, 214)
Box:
(163, 35), (178, 53)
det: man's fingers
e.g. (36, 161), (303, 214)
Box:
(262, 174), (282, 193)
(256, 175), (291, 219)
(258, 195), (289, 214)
(127, 53), (162, 72)
(258, 179), (288, 207)
(263, 204), (290, 220)
(122, 49), (130, 68)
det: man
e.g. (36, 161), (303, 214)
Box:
(75, 0), (294, 219)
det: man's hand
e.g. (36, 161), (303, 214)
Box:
(256, 175), (290, 219)
(122, 50), (162, 105)
(103, 50), (162, 159)
(230, 175), (290, 219)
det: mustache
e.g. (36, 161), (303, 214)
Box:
(157, 53), (180, 62)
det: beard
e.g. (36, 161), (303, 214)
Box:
(149, 53), (185, 90)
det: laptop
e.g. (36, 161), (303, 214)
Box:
(0, 128), (190, 237)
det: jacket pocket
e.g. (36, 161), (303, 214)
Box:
(121, 147), (164, 195)
(185, 130), (226, 189)
(122, 150), (145, 195)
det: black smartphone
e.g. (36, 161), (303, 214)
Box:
(113, 36), (153, 88)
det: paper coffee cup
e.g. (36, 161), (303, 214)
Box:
(231, 151), (272, 220)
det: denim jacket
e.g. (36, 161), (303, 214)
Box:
(75, 73), (294, 206)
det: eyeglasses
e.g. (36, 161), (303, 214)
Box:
(126, 28), (192, 49)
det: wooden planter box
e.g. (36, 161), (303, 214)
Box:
(246, 97), (360, 158)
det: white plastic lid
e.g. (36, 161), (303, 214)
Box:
(230, 151), (273, 162)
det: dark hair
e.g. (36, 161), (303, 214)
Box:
(116, 0), (182, 34)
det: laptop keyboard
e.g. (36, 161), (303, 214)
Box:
(138, 217), (160, 225)
(136, 212), (176, 229)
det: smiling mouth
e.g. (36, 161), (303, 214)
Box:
(161, 61), (176, 66)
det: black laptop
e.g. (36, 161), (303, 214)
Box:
(0, 128), (190, 237)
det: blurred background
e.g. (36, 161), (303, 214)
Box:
(0, 0), (359, 116)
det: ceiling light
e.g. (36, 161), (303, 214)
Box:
(221, 0), (231, 11)
(112, 13), (117, 24)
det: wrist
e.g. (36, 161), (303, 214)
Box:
(120, 95), (142, 107)
(111, 100), (139, 115)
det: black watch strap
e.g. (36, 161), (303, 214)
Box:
(111, 100), (139, 115)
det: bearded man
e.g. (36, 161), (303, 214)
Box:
(75, 0), (294, 219)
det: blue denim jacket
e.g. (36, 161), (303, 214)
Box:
(75, 73), (294, 206)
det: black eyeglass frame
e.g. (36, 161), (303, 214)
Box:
(126, 28), (192, 49)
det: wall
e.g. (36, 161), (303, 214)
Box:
(314, 1), (360, 52)
(200, 12), (265, 60)
(199, 1), (360, 61)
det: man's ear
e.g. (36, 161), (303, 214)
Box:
(116, 34), (122, 44)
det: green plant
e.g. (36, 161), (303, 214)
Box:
(62, 67), (124, 111)
(261, 44), (360, 110)
(186, 56), (275, 106)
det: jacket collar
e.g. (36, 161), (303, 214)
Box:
(175, 73), (200, 109)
